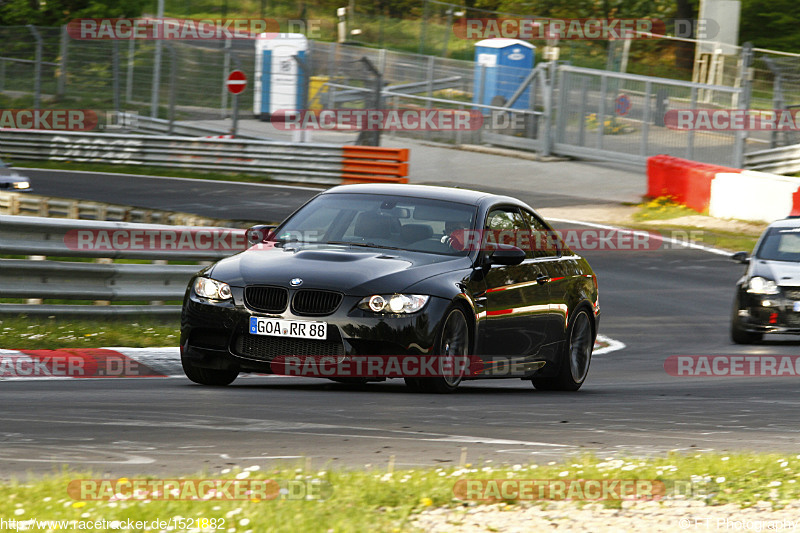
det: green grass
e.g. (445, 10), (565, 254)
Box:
(633, 196), (702, 221)
(630, 196), (765, 252)
(0, 317), (179, 349)
(2, 452), (800, 532)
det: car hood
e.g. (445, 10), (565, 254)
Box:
(754, 259), (800, 287)
(206, 243), (471, 295)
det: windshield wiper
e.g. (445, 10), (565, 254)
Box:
(321, 241), (406, 251)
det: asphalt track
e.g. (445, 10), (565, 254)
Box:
(2, 175), (800, 478)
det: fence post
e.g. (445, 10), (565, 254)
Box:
(112, 40), (121, 114)
(27, 25), (43, 109)
(150, 0), (165, 118)
(168, 44), (177, 134)
(58, 25), (68, 97)
(687, 87), (697, 161)
(221, 38), (231, 118)
(733, 43), (753, 168)
(126, 39), (135, 103)
(640, 81), (652, 157)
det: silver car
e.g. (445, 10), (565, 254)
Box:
(0, 159), (31, 192)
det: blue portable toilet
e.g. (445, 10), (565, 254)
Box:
(473, 38), (535, 110)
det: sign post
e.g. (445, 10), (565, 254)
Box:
(226, 70), (247, 137)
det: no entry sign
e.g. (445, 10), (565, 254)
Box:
(226, 70), (247, 95)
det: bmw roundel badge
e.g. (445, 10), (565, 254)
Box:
(290, 277), (303, 287)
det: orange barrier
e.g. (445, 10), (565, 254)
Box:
(341, 146), (410, 184)
(647, 155), (740, 213)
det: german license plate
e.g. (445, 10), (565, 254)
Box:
(249, 316), (327, 339)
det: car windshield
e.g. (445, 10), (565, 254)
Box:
(273, 192), (477, 256)
(756, 226), (800, 262)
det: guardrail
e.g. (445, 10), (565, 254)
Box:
(0, 215), (248, 316)
(0, 130), (410, 185)
(745, 143), (800, 175)
(0, 191), (241, 226)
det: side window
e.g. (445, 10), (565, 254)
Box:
(486, 207), (530, 257)
(522, 210), (559, 258)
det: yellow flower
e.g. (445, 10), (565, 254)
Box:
(72, 501), (86, 508)
(420, 497), (434, 507)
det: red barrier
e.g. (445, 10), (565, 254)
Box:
(646, 155), (741, 213)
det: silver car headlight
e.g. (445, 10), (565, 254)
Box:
(11, 181), (30, 189)
(358, 294), (429, 314)
(194, 277), (232, 300)
(747, 276), (779, 295)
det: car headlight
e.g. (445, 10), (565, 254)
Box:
(747, 276), (779, 295)
(358, 294), (429, 314)
(11, 181), (30, 189)
(194, 277), (232, 300)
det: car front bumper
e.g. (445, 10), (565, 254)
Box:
(180, 289), (454, 374)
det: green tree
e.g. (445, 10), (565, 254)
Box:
(739, 0), (800, 52)
(0, 0), (148, 26)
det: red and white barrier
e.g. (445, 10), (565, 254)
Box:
(647, 155), (800, 223)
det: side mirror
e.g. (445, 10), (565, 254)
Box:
(488, 245), (526, 266)
(731, 251), (750, 264)
(246, 224), (277, 246)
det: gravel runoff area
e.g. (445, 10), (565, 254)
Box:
(411, 500), (800, 532)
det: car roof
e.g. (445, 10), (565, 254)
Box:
(321, 183), (519, 207)
(768, 217), (800, 229)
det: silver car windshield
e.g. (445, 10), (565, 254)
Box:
(757, 226), (800, 262)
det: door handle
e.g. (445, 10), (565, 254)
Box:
(536, 274), (551, 284)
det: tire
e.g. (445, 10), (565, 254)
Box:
(181, 356), (238, 386)
(731, 296), (762, 344)
(415, 307), (470, 394)
(532, 308), (593, 391)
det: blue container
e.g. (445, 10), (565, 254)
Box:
(473, 39), (535, 110)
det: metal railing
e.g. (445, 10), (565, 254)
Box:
(0, 215), (244, 316)
(0, 130), (345, 184)
(0, 130), (409, 184)
(0, 191), (239, 226)
(745, 143), (800, 174)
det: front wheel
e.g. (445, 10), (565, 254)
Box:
(414, 307), (470, 394)
(182, 356), (238, 386)
(532, 308), (593, 391)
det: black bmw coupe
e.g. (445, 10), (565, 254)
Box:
(180, 184), (599, 393)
